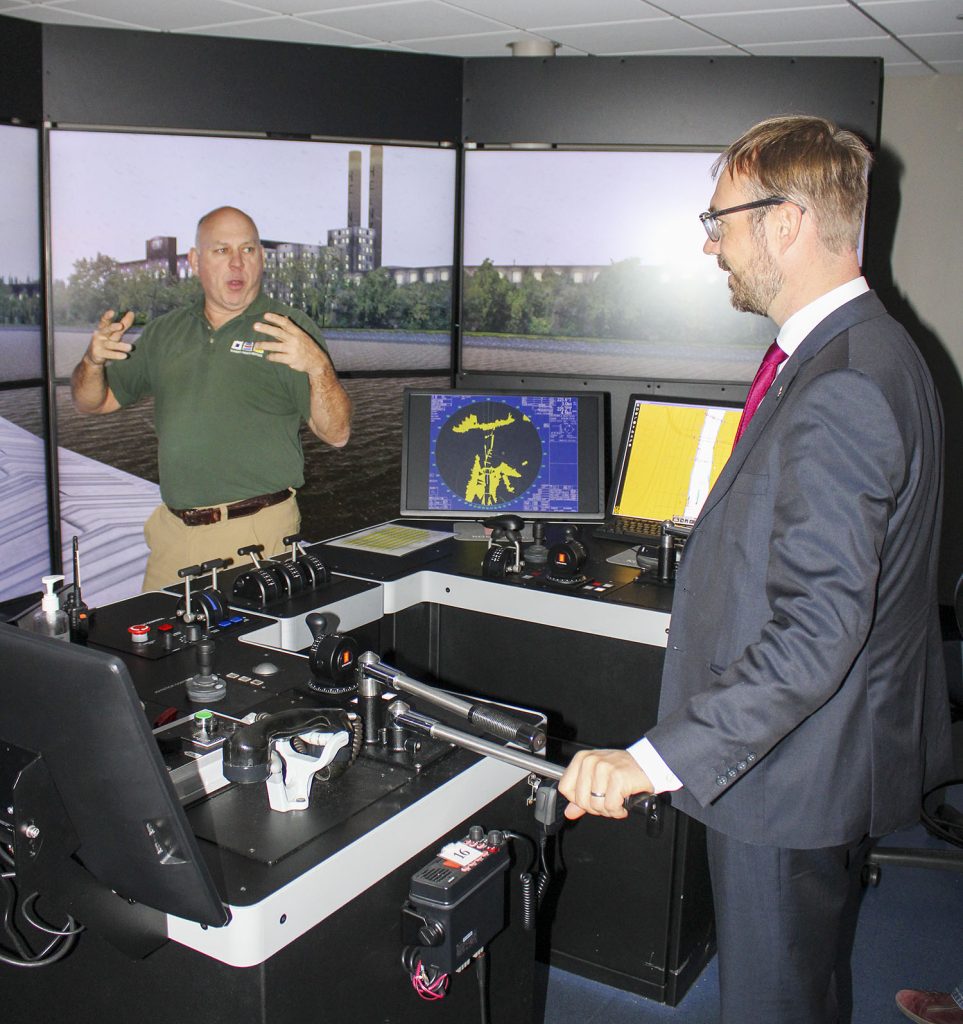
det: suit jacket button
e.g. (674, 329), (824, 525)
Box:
(716, 775), (727, 786)
(738, 761), (747, 771)
(746, 752), (756, 762)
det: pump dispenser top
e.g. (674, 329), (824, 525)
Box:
(41, 575), (64, 612)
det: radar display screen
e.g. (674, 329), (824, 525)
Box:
(401, 388), (605, 521)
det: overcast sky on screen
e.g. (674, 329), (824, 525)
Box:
(45, 131), (456, 280)
(2, 128), (722, 282)
(0, 124), (40, 282)
(463, 149), (719, 268)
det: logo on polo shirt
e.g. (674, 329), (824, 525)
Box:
(230, 339), (266, 358)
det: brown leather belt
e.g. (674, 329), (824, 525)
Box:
(167, 488), (292, 527)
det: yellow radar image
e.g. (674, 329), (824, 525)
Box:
(435, 401), (542, 508)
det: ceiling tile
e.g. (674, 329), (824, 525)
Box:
(858, 0), (963, 36)
(686, 5), (886, 45)
(882, 60), (934, 75)
(540, 17), (724, 54)
(1, 2), (142, 28)
(230, 0), (394, 13)
(392, 29), (554, 55)
(902, 30), (963, 60)
(650, 0), (851, 13)
(0, 0), (958, 75)
(300, 0), (507, 41)
(747, 35), (909, 58)
(439, 0), (665, 28)
(42, 0), (275, 31)
(183, 15), (376, 46)
(615, 42), (745, 55)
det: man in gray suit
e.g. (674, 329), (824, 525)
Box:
(560, 116), (952, 1024)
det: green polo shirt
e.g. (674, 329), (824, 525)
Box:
(106, 293), (329, 509)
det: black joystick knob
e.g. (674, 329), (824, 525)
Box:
(545, 536), (588, 586)
(185, 637), (226, 703)
(196, 639), (216, 676)
(306, 622), (359, 695)
(306, 612), (329, 640)
(526, 521), (549, 566)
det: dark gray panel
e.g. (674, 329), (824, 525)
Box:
(0, 16), (43, 124)
(40, 24), (462, 142)
(463, 56), (881, 147)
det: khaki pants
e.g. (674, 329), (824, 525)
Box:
(142, 494), (300, 592)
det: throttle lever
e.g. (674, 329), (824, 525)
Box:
(535, 780), (663, 837)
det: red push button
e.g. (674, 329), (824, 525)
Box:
(128, 623), (151, 643)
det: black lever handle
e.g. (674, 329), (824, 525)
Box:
(535, 780), (663, 836)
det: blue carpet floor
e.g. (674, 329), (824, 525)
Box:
(538, 788), (963, 1024)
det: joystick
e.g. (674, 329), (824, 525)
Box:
(306, 612), (359, 695)
(525, 522), (549, 566)
(544, 527), (588, 586)
(636, 520), (689, 584)
(481, 514), (525, 578)
(185, 637), (227, 703)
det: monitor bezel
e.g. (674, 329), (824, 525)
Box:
(606, 392), (744, 520)
(0, 623), (228, 928)
(400, 386), (607, 522)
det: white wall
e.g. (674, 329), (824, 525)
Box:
(878, 74), (963, 599)
(880, 75), (963, 370)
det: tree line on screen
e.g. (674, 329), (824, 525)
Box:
(0, 279), (40, 325)
(463, 258), (708, 341)
(52, 251), (451, 331)
(43, 251), (705, 341)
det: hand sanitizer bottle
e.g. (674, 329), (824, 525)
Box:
(26, 575), (71, 641)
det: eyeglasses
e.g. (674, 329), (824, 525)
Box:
(699, 198), (793, 242)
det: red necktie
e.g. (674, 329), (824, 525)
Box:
(732, 341), (787, 448)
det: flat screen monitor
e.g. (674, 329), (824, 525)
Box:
(0, 623), (228, 927)
(608, 395), (744, 528)
(400, 388), (606, 521)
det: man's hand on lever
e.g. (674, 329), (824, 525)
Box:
(559, 749), (654, 821)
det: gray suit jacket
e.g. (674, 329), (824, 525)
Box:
(647, 291), (952, 848)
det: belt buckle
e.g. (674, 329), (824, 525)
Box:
(183, 506), (219, 526)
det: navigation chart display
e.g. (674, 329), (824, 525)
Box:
(610, 397), (743, 525)
(401, 389), (605, 521)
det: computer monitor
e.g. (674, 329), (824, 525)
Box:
(400, 388), (606, 521)
(0, 623), (228, 929)
(607, 395), (743, 528)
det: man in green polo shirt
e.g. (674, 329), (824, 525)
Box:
(70, 206), (352, 590)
